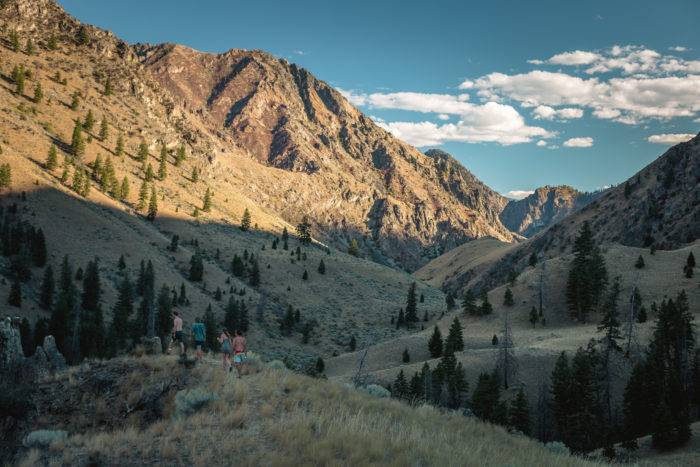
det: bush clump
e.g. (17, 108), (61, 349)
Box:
(361, 384), (391, 398)
(543, 441), (570, 456)
(23, 430), (68, 448)
(174, 388), (219, 418)
(267, 360), (286, 370)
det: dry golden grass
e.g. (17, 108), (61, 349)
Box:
(18, 355), (601, 467)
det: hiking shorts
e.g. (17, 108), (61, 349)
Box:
(174, 331), (184, 342)
(195, 340), (205, 350)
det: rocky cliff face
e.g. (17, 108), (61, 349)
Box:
(134, 44), (516, 269)
(499, 186), (597, 237)
(0, 320), (66, 382)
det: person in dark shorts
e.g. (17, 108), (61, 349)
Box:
(191, 317), (206, 362)
(172, 310), (185, 357)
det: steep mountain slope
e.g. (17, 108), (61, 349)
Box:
(439, 133), (700, 293)
(135, 44), (516, 269)
(500, 185), (599, 237)
(0, 0), (448, 364)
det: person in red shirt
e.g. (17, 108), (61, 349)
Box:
(231, 330), (247, 378)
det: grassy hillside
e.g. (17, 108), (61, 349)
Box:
(12, 354), (601, 467)
(329, 242), (699, 408)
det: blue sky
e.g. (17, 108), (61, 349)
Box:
(58, 0), (699, 197)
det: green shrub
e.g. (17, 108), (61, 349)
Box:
(174, 388), (219, 418)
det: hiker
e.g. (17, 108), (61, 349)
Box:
(191, 317), (206, 362)
(231, 329), (247, 378)
(218, 328), (232, 372)
(172, 310), (185, 357)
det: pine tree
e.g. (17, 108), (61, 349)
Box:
(550, 351), (572, 445)
(144, 163), (154, 182)
(248, 258), (260, 287)
(302, 269), (309, 280)
(99, 117), (109, 141)
(634, 255), (645, 269)
(76, 25), (89, 45)
(315, 357), (325, 375)
(597, 279), (622, 427)
(405, 282), (418, 323)
(147, 185), (158, 221)
(200, 187), (212, 212)
(46, 144), (58, 170)
(224, 296), (239, 332)
(566, 221), (608, 322)
(71, 167), (84, 193)
(479, 290), (493, 316)
(110, 273), (133, 350)
(446, 317), (464, 352)
(189, 251), (204, 281)
(296, 216), (312, 245)
(19, 318), (33, 356)
(402, 348), (410, 363)
(317, 259), (326, 274)
(191, 166), (199, 182)
(240, 208), (251, 230)
(503, 287), (514, 306)
(393, 370), (408, 399)
(684, 252), (695, 278)
(120, 176), (130, 201)
(637, 305), (647, 323)
(137, 180), (148, 210)
(471, 371), (502, 422)
(8, 278), (21, 307)
(156, 284), (172, 343)
(0, 163), (11, 189)
(39, 265), (55, 310)
(349, 335), (357, 351)
(33, 82), (43, 103)
(396, 308), (405, 329)
(428, 325), (443, 358)
(32, 228), (47, 267)
(25, 37), (34, 55)
(461, 289), (478, 315)
(47, 33), (58, 51)
(83, 109), (95, 132)
(529, 252), (538, 267)
(158, 145), (167, 180)
(81, 258), (101, 311)
(50, 256), (77, 357)
(12, 65), (25, 94)
(115, 134), (124, 158)
(104, 77), (113, 96)
(203, 305), (219, 351)
(347, 239), (359, 257)
(231, 254), (246, 278)
(510, 388), (531, 435)
(137, 140), (149, 162)
(529, 306), (538, 327)
(445, 292), (456, 310)
(70, 120), (85, 160)
(282, 227), (289, 250)
(10, 30), (20, 52)
(175, 144), (186, 166)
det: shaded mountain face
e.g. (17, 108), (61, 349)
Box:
(466, 133), (700, 292)
(134, 44), (516, 269)
(499, 186), (598, 237)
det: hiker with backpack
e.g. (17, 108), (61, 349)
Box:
(191, 317), (206, 362)
(219, 328), (232, 372)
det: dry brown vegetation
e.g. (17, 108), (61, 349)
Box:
(16, 355), (603, 467)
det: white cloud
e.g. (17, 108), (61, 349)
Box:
(505, 190), (535, 200)
(536, 140), (547, 147)
(563, 137), (594, 148)
(669, 46), (688, 52)
(475, 70), (700, 123)
(437, 114), (450, 120)
(293, 50), (306, 56)
(376, 101), (553, 147)
(457, 80), (474, 90)
(646, 133), (695, 144)
(532, 105), (583, 120)
(548, 50), (602, 65)
(365, 92), (472, 114)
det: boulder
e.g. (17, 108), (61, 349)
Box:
(0, 319), (66, 382)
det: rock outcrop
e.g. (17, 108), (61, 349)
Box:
(0, 319), (66, 382)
